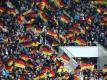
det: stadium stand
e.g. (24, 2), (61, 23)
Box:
(0, 0), (107, 79)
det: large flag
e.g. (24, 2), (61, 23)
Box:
(75, 37), (87, 45)
(15, 60), (26, 68)
(60, 53), (70, 63)
(0, 6), (5, 12)
(60, 14), (71, 23)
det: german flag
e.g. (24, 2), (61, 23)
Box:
(75, 37), (87, 45)
(16, 15), (25, 24)
(15, 60), (26, 68)
(21, 41), (32, 47)
(104, 8), (107, 14)
(64, 33), (74, 38)
(23, 9), (36, 17)
(54, 0), (65, 8)
(0, 6), (5, 12)
(97, 6), (102, 13)
(19, 36), (29, 43)
(100, 16), (107, 25)
(38, 0), (49, 10)
(59, 35), (66, 43)
(8, 8), (16, 16)
(38, 70), (47, 78)
(60, 53), (70, 63)
(47, 30), (58, 38)
(7, 59), (13, 66)
(80, 64), (94, 70)
(27, 62), (34, 68)
(39, 11), (49, 22)
(35, 27), (43, 33)
(80, 27), (86, 34)
(69, 27), (81, 35)
(56, 61), (62, 67)
(5, 66), (13, 72)
(103, 66), (107, 72)
(19, 54), (29, 61)
(32, 41), (40, 47)
(60, 14), (71, 23)
(25, 24), (34, 31)
(73, 23), (80, 27)
(49, 71), (55, 77)
(18, 76), (25, 80)
(86, 16), (92, 23)
(51, 55), (57, 61)
(44, 66), (51, 72)
(63, 73), (69, 79)
(27, 18), (35, 24)
(41, 47), (53, 56)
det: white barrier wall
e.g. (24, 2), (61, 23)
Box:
(60, 46), (98, 57)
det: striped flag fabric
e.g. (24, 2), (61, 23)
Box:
(35, 27), (43, 33)
(63, 73), (69, 79)
(69, 27), (81, 35)
(39, 11), (49, 22)
(75, 37), (87, 45)
(19, 54), (29, 61)
(7, 59), (13, 66)
(0, 6), (5, 12)
(5, 66), (13, 72)
(54, 0), (65, 8)
(103, 66), (107, 72)
(41, 47), (53, 56)
(49, 71), (55, 77)
(47, 30), (58, 38)
(60, 14), (71, 23)
(51, 55), (57, 61)
(38, 0), (49, 10)
(86, 16), (92, 23)
(8, 8), (17, 16)
(38, 70), (47, 78)
(100, 16), (107, 25)
(60, 53), (70, 63)
(97, 6), (102, 13)
(15, 60), (26, 68)
(104, 8), (107, 14)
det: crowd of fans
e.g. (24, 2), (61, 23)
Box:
(0, 0), (107, 79)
